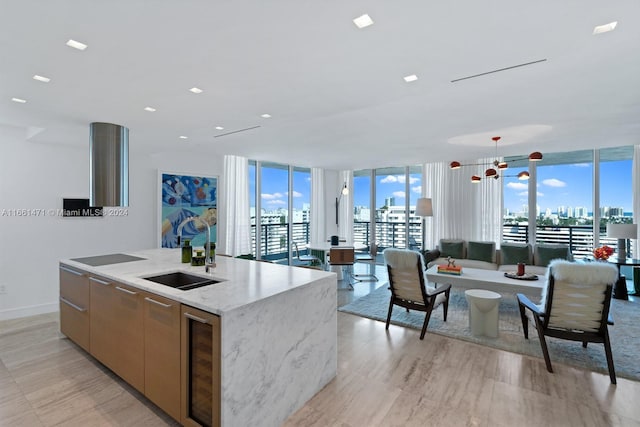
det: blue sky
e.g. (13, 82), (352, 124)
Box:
(353, 174), (422, 208)
(250, 159), (633, 214)
(503, 160), (632, 213)
(249, 167), (311, 210)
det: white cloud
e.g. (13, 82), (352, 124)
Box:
(379, 175), (419, 185)
(267, 199), (286, 205)
(380, 175), (399, 183)
(517, 190), (543, 197)
(412, 185), (422, 194)
(286, 191), (303, 198)
(507, 182), (528, 190)
(392, 191), (406, 198)
(262, 192), (284, 200)
(542, 178), (566, 188)
(572, 163), (591, 168)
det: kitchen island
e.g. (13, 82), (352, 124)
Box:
(59, 248), (337, 427)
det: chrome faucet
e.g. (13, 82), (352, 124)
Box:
(177, 216), (216, 272)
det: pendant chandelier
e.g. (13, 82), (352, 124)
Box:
(449, 136), (542, 183)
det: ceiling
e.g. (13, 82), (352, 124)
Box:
(2, 1), (640, 170)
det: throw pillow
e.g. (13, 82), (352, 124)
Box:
(439, 240), (464, 259)
(535, 244), (571, 267)
(421, 249), (441, 265)
(467, 241), (496, 263)
(500, 243), (531, 265)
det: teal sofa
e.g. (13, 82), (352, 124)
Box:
(427, 239), (573, 276)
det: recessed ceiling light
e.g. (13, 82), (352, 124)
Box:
(11, 97), (27, 103)
(33, 75), (50, 83)
(189, 87), (203, 94)
(66, 39), (88, 50)
(179, 135), (188, 139)
(144, 106), (156, 112)
(215, 126), (224, 130)
(593, 21), (618, 35)
(403, 74), (418, 82)
(353, 14), (374, 29)
(261, 114), (271, 118)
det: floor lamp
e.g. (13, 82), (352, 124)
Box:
(335, 182), (348, 226)
(607, 223), (637, 260)
(416, 198), (433, 250)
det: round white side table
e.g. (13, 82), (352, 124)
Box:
(464, 289), (501, 338)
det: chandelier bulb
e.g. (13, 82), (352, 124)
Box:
(529, 152), (543, 161)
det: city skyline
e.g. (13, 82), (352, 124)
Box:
(503, 159), (632, 214)
(251, 159), (633, 216)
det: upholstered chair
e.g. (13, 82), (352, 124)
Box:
(516, 259), (619, 383)
(383, 248), (451, 339)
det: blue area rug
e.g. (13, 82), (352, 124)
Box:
(339, 285), (640, 381)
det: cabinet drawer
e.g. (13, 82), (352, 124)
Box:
(59, 265), (90, 351)
(59, 265), (89, 307)
(59, 295), (90, 351)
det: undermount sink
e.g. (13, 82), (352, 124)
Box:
(142, 272), (222, 291)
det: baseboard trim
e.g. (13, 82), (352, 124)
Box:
(0, 302), (58, 321)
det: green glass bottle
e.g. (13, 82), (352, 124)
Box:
(191, 249), (205, 266)
(209, 242), (216, 261)
(181, 239), (192, 263)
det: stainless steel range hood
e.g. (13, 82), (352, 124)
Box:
(90, 122), (129, 207)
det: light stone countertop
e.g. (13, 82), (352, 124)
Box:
(60, 248), (335, 315)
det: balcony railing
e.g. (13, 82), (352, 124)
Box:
(250, 222), (623, 263)
(503, 224), (621, 259)
(353, 221), (423, 251)
(251, 222), (311, 262)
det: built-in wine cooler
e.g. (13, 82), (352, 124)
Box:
(181, 306), (221, 427)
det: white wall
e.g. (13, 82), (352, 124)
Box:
(0, 126), (223, 320)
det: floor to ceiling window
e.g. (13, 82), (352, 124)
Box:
(599, 146), (634, 255)
(249, 161), (311, 264)
(353, 166), (423, 254)
(291, 166), (311, 263)
(257, 162), (289, 262)
(503, 146), (634, 259)
(353, 170), (373, 250)
(535, 150), (594, 257)
(249, 160), (257, 257)
(407, 166), (423, 250)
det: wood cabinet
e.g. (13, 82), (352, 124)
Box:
(143, 291), (181, 421)
(59, 265), (90, 352)
(60, 264), (221, 426)
(181, 305), (221, 427)
(89, 276), (145, 393)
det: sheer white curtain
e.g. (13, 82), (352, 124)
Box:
(310, 167), (325, 243)
(478, 158), (503, 243)
(337, 170), (353, 242)
(423, 159), (502, 249)
(220, 155), (251, 256)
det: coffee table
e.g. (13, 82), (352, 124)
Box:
(425, 265), (544, 299)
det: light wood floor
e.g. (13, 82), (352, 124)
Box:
(3, 268), (640, 426)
